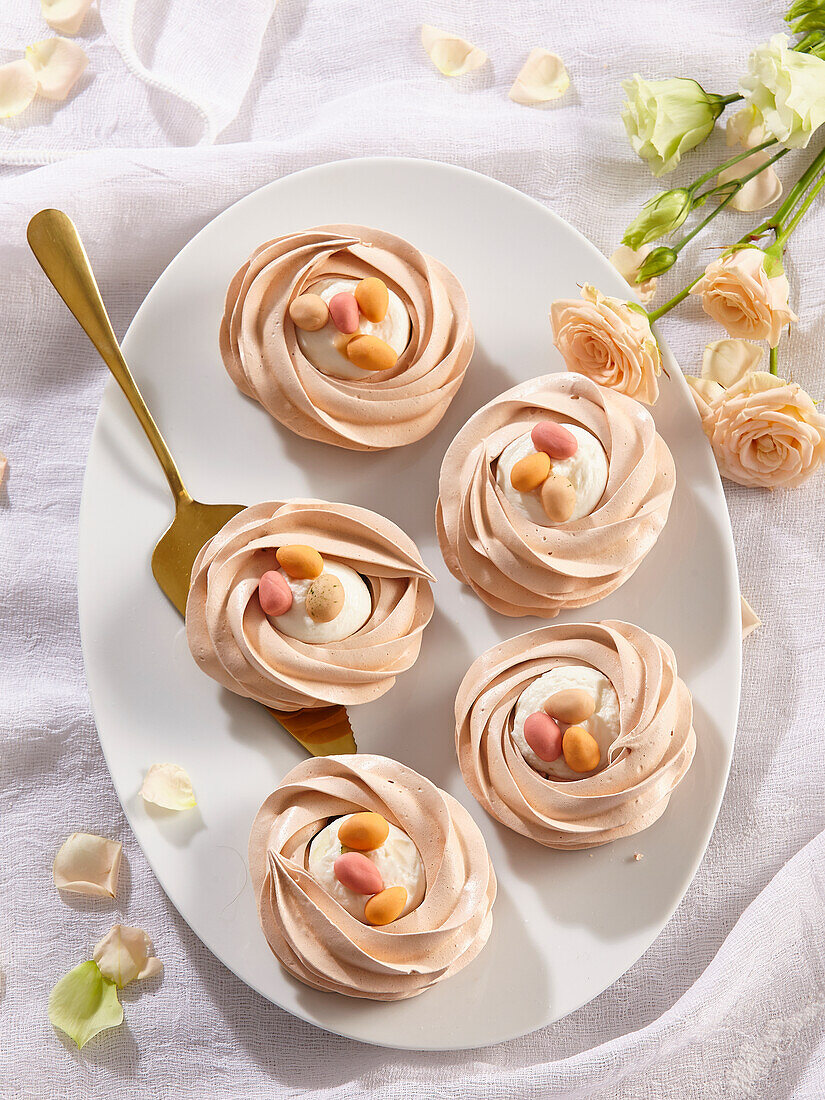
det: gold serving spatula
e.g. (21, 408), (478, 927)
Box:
(28, 208), (356, 757)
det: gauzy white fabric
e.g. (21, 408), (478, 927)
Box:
(1, 1), (824, 1096)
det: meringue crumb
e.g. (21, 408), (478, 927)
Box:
(633, 852), (644, 861)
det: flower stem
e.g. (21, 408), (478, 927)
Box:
(775, 169), (825, 246)
(666, 146), (790, 261)
(716, 92), (743, 108)
(688, 137), (778, 194)
(761, 139), (825, 235)
(769, 346), (779, 376)
(646, 273), (704, 323)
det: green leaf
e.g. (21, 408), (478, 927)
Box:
(48, 961), (123, 1049)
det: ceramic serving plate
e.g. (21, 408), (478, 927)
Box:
(78, 158), (741, 1050)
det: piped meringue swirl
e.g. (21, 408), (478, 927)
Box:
(185, 500), (434, 711)
(436, 373), (675, 617)
(220, 225), (474, 451)
(248, 754), (496, 1000)
(455, 620), (695, 849)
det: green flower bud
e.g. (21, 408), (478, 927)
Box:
(636, 247), (678, 281)
(622, 189), (692, 250)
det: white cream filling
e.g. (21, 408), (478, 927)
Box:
(308, 814), (426, 922)
(269, 560), (372, 644)
(295, 276), (411, 380)
(511, 665), (620, 780)
(495, 426), (609, 525)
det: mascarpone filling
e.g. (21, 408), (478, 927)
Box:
(220, 225), (474, 451)
(185, 499), (435, 711)
(436, 372), (676, 618)
(455, 620), (695, 849)
(248, 754), (496, 1000)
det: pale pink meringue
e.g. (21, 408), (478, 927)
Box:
(455, 620), (695, 849)
(550, 284), (661, 404)
(436, 373), (675, 617)
(689, 370), (825, 489)
(249, 754), (496, 999)
(690, 249), (797, 348)
(220, 225), (474, 451)
(185, 500), (434, 711)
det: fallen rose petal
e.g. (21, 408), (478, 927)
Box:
(609, 244), (657, 304)
(718, 150), (782, 213)
(0, 60), (38, 119)
(421, 25), (487, 77)
(726, 104), (765, 149)
(53, 833), (122, 898)
(686, 374), (726, 408)
(41, 0), (94, 36)
(93, 925), (163, 988)
(0, 452), (7, 486)
(26, 38), (88, 101)
(48, 961), (123, 1049)
(140, 762), (197, 810)
(741, 595), (761, 639)
(702, 339), (764, 388)
(509, 48), (569, 105)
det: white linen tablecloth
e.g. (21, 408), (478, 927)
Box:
(1, 1), (824, 1096)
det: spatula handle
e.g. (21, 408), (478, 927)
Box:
(27, 208), (191, 507)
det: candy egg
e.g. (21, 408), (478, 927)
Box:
(346, 334), (398, 373)
(523, 711), (562, 762)
(355, 277), (389, 323)
(333, 852), (384, 895)
(276, 544), (324, 580)
(258, 570), (293, 617)
(544, 688), (595, 725)
(531, 421), (578, 459)
(328, 292), (360, 334)
(562, 725), (601, 773)
(540, 473), (576, 523)
(288, 293), (329, 332)
(510, 451), (551, 492)
(338, 812), (389, 852)
(364, 885), (408, 926)
(305, 573), (345, 623)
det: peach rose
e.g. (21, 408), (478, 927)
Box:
(690, 249), (797, 347)
(689, 370), (825, 488)
(550, 284), (661, 404)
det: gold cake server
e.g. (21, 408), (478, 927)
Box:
(28, 208), (356, 756)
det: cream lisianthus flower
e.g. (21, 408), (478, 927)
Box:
(690, 248), (797, 347)
(550, 285), (661, 404)
(688, 370), (825, 488)
(621, 75), (724, 176)
(739, 34), (825, 149)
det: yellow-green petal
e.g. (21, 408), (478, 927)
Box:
(48, 961), (123, 1049)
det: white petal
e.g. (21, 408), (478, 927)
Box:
(0, 60), (38, 119)
(718, 150), (782, 213)
(509, 48), (570, 105)
(140, 763), (197, 811)
(93, 925), (163, 988)
(741, 595), (761, 639)
(421, 25), (487, 77)
(40, 0), (94, 36)
(702, 339), (764, 387)
(726, 105), (765, 149)
(53, 833), (122, 898)
(609, 244), (657, 304)
(26, 39), (88, 101)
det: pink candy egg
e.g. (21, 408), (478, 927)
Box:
(328, 292), (360, 334)
(531, 421), (578, 459)
(523, 711), (562, 762)
(258, 570), (293, 617)
(334, 852), (384, 895)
